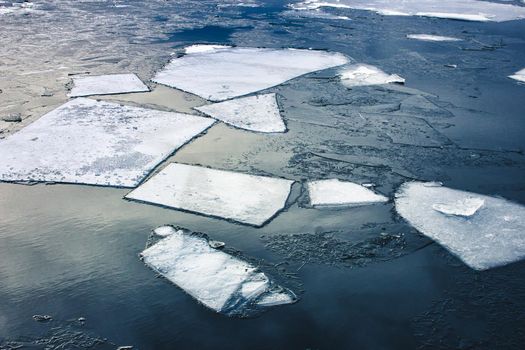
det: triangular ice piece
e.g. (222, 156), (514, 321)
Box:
(509, 68), (525, 83)
(340, 64), (405, 88)
(308, 179), (388, 207)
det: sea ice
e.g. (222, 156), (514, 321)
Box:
(340, 64), (405, 88)
(0, 98), (215, 187)
(308, 179), (388, 207)
(68, 73), (150, 97)
(152, 45), (349, 101)
(407, 34), (462, 42)
(141, 226), (296, 316)
(194, 93), (286, 133)
(126, 163), (294, 226)
(509, 68), (525, 83)
(395, 182), (525, 270)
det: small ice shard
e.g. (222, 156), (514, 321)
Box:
(0, 98), (215, 187)
(32, 315), (52, 322)
(194, 93), (286, 133)
(68, 73), (149, 98)
(432, 197), (485, 217)
(209, 240), (226, 249)
(126, 163), (294, 226)
(308, 179), (388, 207)
(1, 113), (22, 122)
(152, 45), (349, 101)
(140, 227), (296, 316)
(340, 64), (405, 88)
(153, 226), (180, 237)
(509, 68), (525, 83)
(395, 182), (525, 270)
(407, 34), (462, 42)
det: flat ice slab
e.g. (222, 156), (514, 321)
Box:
(126, 163), (294, 226)
(291, 0), (525, 22)
(141, 226), (296, 316)
(395, 182), (525, 270)
(509, 68), (525, 83)
(340, 64), (405, 87)
(194, 93), (286, 133)
(308, 179), (388, 207)
(407, 34), (462, 42)
(152, 45), (349, 101)
(68, 74), (149, 98)
(0, 98), (215, 187)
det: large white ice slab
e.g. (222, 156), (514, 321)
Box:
(407, 34), (462, 42)
(141, 226), (296, 316)
(0, 98), (215, 187)
(152, 45), (349, 101)
(194, 93), (286, 133)
(395, 182), (525, 270)
(68, 74), (150, 97)
(126, 163), (294, 226)
(509, 68), (525, 83)
(308, 179), (388, 207)
(340, 64), (405, 87)
(290, 0), (525, 22)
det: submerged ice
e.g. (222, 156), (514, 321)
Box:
(141, 226), (296, 316)
(395, 182), (525, 270)
(68, 73), (150, 98)
(308, 179), (388, 207)
(340, 64), (405, 87)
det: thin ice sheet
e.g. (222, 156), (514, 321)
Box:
(308, 179), (388, 207)
(407, 34), (462, 42)
(68, 73), (150, 97)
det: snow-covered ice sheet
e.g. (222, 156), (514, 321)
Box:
(340, 64), (405, 87)
(141, 226), (296, 316)
(194, 93), (286, 133)
(395, 182), (525, 270)
(308, 179), (388, 207)
(407, 34), (462, 42)
(68, 73), (149, 97)
(290, 0), (525, 22)
(126, 163), (294, 226)
(152, 45), (349, 101)
(0, 98), (215, 187)
(509, 68), (525, 83)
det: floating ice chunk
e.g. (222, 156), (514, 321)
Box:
(308, 179), (388, 207)
(194, 93), (286, 133)
(0, 99), (214, 187)
(509, 68), (525, 83)
(395, 182), (525, 270)
(340, 64), (405, 88)
(140, 227), (296, 316)
(184, 44), (232, 54)
(415, 12), (490, 22)
(68, 74), (149, 98)
(152, 45), (349, 101)
(126, 163), (294, 226)
(153, 226), (181, 237)
(407, 34), (462, 42)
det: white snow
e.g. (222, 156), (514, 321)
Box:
(340, 64), (405, 87)
(407, 34), (462, 42)
(126, 163), (294, 226)
(308, 179), (388, 207)
(152, 45), (349, 101)
(395, 182), (525, 270)
(290, 0), (525, 22)
(141, 227), (295, 315)
(68, 74), (150, 98)
(0, 98), (215, 187)
(509, 68), (525, 83)
(194, 93), (286, 133)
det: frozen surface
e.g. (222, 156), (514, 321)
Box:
(290, 0), (525, 22)
(141, 227), (296, 316)
(340, 64), (405, 87)
(195, 93), (286, 133)
(0, 98), (215, 187)
(509, 68), (525, 83)
(395, 182), (525, 270)
(68, 73), (149, 98)
(126, 163), (294, 226)
(308, 179), (388, 207)
(407, 34), (462, 42)
(152, 45), (349, 101)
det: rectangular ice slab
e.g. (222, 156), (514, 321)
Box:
(126, 163), (294, 226)
(308, 179), (388, 207)
(395, 182), (525, 270)
(141, 226), (296, 316)
(509, 68), (525, 83)
(340, 64), (404, 87)
(0, 98), (215, 187)
(407, 34), (462, 42)
(68, 74), (150, 97)
(152, 45), (349, 101)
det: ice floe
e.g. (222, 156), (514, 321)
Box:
(126, 163), (294, 226)
(290, 0), (525, 22)
(141, 226), (296, 316)
(407, 34), (462, 42)
(68, 73), (149, 98)
(0, 98), (215, 187)
(395, 182), (525, 270)
(308, 179), (388, 207)
(340, 64), (405, 88)
(509, 68), (525, 83)
(152, 45), (349, 101)
(194, 93), (286, 133)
